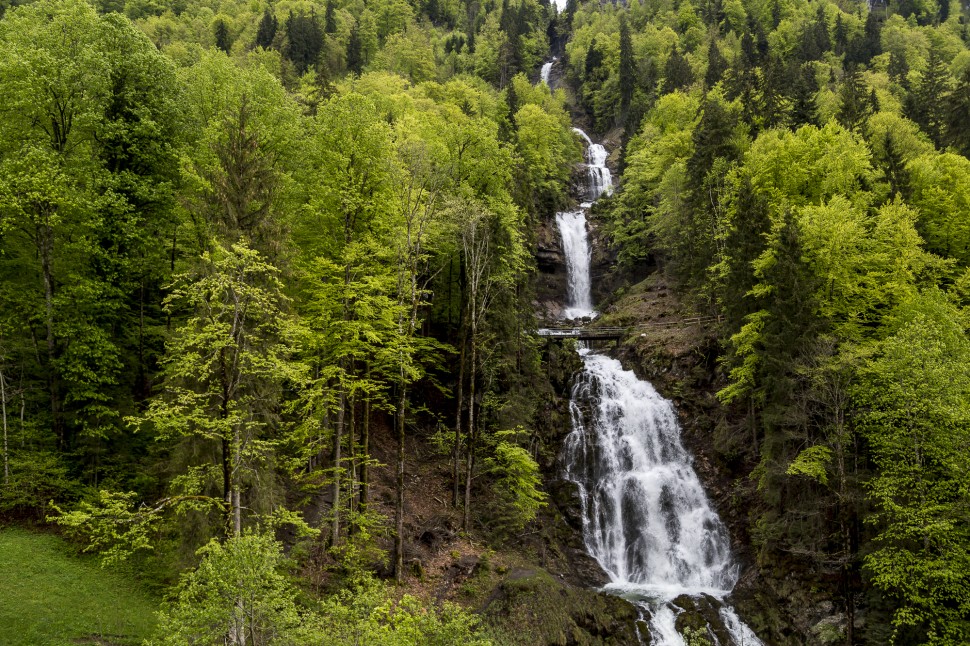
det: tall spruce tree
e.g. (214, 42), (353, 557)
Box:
(907, 48), (951, 147)
(284, 10), (324, 75)
(946, 67), (970, 155)
(618, 14), (634, 114)
(346, 23), (363, 74)
(705, 39), (728, 88)
(661, 46), (694, 94)
(214, 19), (232, 53)
(255, 8), (277, 49)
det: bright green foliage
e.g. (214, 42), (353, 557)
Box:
(153, 531), (309, 645)
(0, 0), (182, 486)
(178, 51), (303, 255)
(139, 242), (303, 535)
(315, 575), (493, 645)
(857, 293), (970, 644)
(50, 490), (184, 565)
(786, 445), (832, 486)
(611, 91), (699, 266)
(907, 152), (970, 265)
(485, 435), (547, 536)
(514, 103), (578, 215)
(155, 531), (492, 645)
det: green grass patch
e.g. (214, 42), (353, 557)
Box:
(0, 527), (159, 645)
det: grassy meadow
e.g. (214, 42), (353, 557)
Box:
(0, 528), (158, 645)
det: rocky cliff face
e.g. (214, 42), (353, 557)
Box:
(534, 215), (569, 322)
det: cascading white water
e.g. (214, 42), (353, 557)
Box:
(573, 127), (613, 202)
(563, 355), (738, 599)
(540, 59), (554, 86)
(563, 353), (766, 644)
(553, 127), (611, 320)
(557, 211), (594, 319)
(542, 60), (763, 646)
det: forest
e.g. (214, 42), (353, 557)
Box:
(0, 0), (969, 641)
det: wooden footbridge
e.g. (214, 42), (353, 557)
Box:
(536, 316), (722, 341)
(536, 327), (626, 340)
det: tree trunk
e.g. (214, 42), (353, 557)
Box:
(463, 316), (477, 532)
(1, 368), (8, 487)
(36, 219), (61, 449)
(359, 391), (370, 509)
(348, 390), (357, 521)
(395, 382), (406, 583)
(232, 424), (242, 537)
(452, 322), (467, 507)
(222, 435), (232, 531)
(331, 386), (345, 545)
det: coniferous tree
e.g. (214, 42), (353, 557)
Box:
(847, 11), (881, 64)
(498, 0), (523, 86)
(661, 46), (694, 94)
(938, 0), (950, 23)
(698, 0), (723, 27)
(680, 98), (738, 285)
(324, 0), (336, 34)
(584, 37), (603, 79)
(946, 67), (970, 155)
(717, 178), (771, 330)
(880, 130), (911, 198)
(907, 49), (951, 146)
(770, 0), (782, 28)
(705, 39), (727, 88)
(214, 19), (232, 53)
(813, 7), (830, 52)
(837, 67), (875, 131)
(760, 55), (788, 129)
(618, 14), (634, 114)
(255, 9), (277, 49)
(346, 23), (363, 74)
(726, 34), (758, 123)
(888, 49), (909, 86)
(505, 80), (519, 122)
(787, 62), (818, 126)
(284, 10), (324, 76)
(833, 14), (848, 55)
(798, 7), (830, 62)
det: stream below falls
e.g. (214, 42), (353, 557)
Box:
(542, 64), (763, 645)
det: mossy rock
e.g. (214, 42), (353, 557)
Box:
(671, 595), (731, 645)
(482, 568), (640, 645)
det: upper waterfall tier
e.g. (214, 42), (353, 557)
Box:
(557, 211), (595, 319)
(540, 59), (554, 86)
(572, 128), (613, 201)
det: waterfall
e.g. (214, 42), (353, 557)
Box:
(540, 59), (554, 86)
(573, 127), (613, 202)
(562, 353), (764, 644)
(553, 127), (611, 320)
(544, 61), (762, 646)
(563, 356), (738, 597)
(557, 211), (594, 319)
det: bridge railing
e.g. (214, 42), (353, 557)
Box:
(535, 316), (723, 339)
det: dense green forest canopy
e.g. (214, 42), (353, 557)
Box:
(2, 0), (970, 640)
(0, 0), (572, 640)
